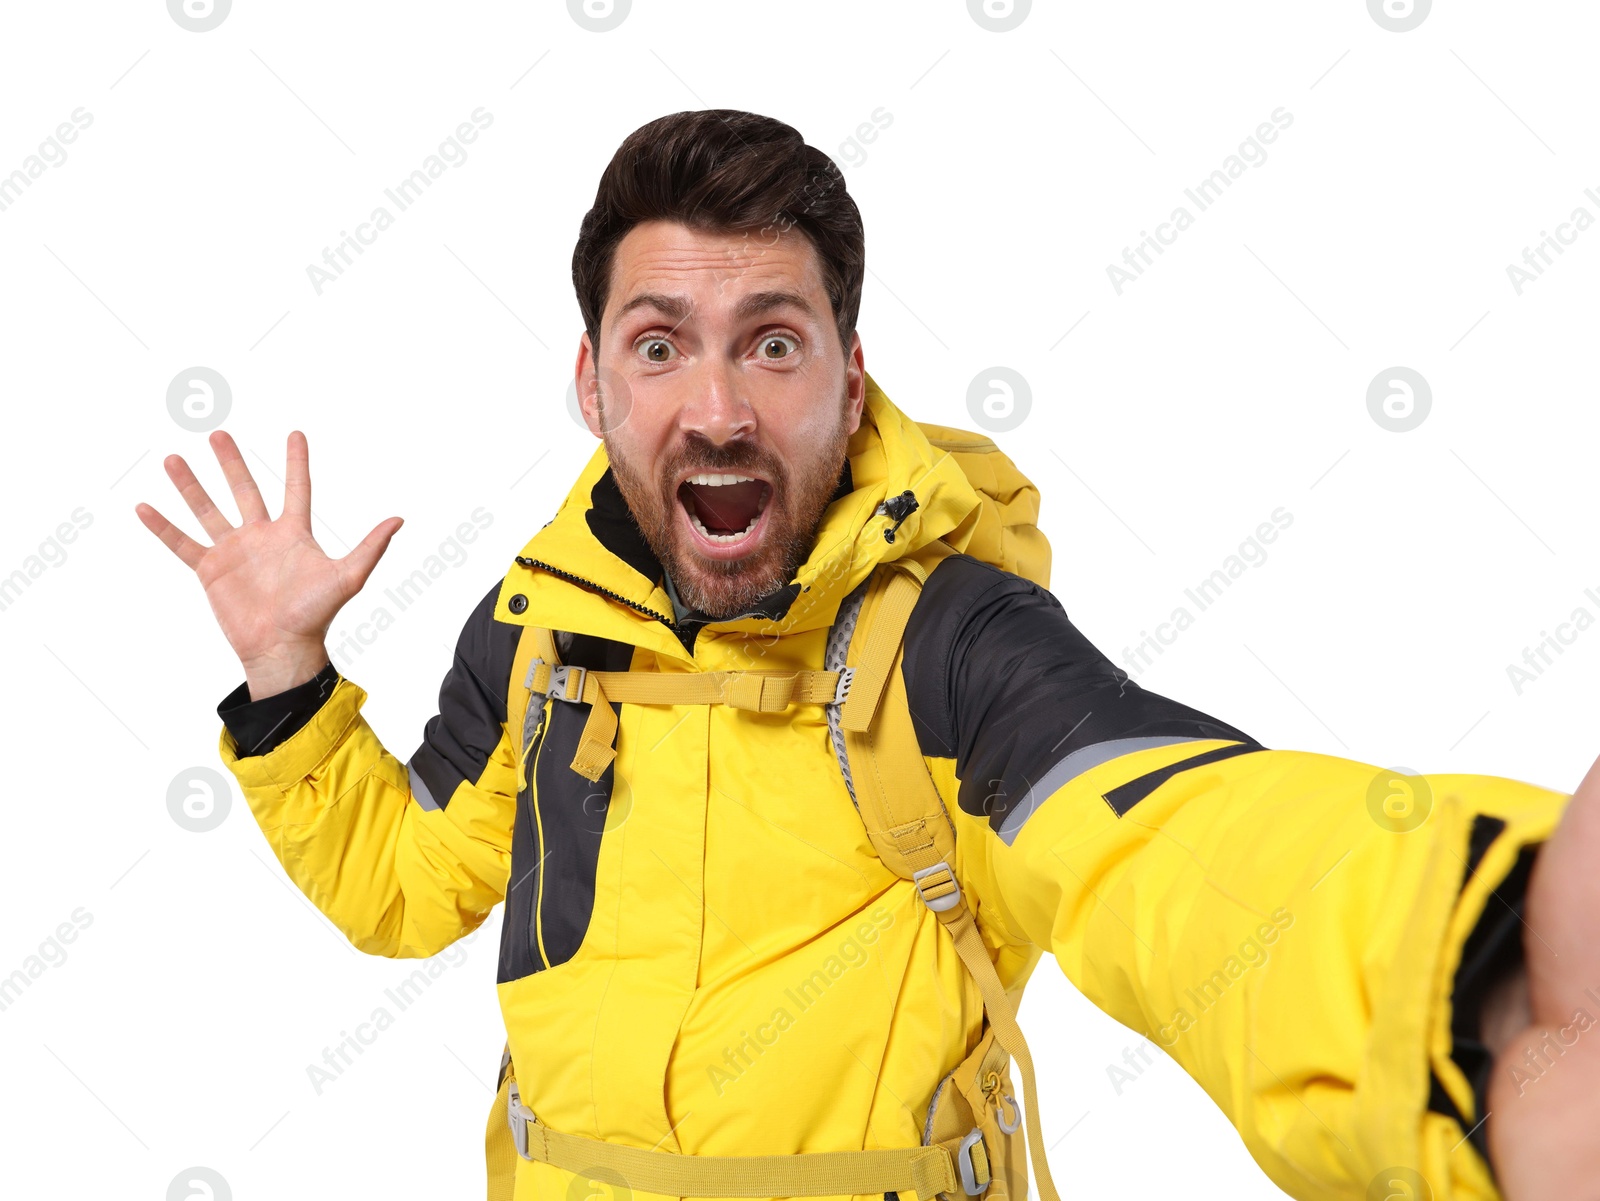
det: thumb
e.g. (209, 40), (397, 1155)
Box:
(336, 516), (404, 599)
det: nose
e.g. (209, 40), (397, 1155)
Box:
(677, 360), (755, 445)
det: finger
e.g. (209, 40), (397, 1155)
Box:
(134, 501), (208, 571)
(283, 430), (311, 526)
(209, 429), (272, 524)
(334, 516), (404, 599)
(163, 452), (235, 541)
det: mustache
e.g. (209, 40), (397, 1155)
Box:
(660, 436), (786, 489)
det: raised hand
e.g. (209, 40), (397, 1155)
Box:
(135, 429), (403, 700)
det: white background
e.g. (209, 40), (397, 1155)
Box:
(2, 1), (1595, 1197)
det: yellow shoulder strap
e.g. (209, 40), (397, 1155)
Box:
(840, 557), (1062, 1201)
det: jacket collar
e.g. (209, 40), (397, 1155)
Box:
(493, 372), (981, 663)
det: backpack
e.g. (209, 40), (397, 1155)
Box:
(484, 424), (1060, 1201)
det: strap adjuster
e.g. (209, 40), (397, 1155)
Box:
(831, 666), (855, 705)
(507, 1080), (537, 1161)
(956, 1128), (990, 1195)
(546, 664), (587, 703)
(911, 861), (962, 913)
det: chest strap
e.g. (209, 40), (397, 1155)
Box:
(527, 660), (853, 782)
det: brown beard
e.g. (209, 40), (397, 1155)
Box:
(603, 399), (851, 621)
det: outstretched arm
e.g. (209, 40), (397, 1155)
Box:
(907, 555), (1571, 1200)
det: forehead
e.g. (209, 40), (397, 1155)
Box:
(605, 219), (827, 319)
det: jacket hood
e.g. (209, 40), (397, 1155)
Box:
(493, 372), (982, 662)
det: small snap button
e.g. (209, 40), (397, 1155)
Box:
(508, 594), (528, 614)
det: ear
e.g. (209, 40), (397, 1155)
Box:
(843, 332), (866, 436)
(574, 334), (605, 439)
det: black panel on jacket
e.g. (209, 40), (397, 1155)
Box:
(1431, 822), (1538, 1173)
(406, 579), (525, 812)
(1102, 742), (1268, 816)
(497, 631), (634, 984)
(218, 659), (340, 758)
(585, 468), (663, 588)
(899, 555), (1260, 832)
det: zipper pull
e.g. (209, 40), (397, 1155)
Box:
(877, 490), (919, 543)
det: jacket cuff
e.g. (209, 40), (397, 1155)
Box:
(1433, 819), (1539, 1170)
(217, 660), (340, 757)
(1426, 788), (1566, 1191)
(219, 673), (371, 791)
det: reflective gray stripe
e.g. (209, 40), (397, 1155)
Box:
(408, 760), (442, 812)
(996, 735), (1208, 846)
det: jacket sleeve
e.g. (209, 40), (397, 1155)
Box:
(905, 555), (1567, 1201)
(217, 659), (341, 757)
(217, 579), (523, 958)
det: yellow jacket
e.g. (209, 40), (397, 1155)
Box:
(219, 375), (1566, 1200)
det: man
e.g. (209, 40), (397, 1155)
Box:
(136, 109), (1600, 1199)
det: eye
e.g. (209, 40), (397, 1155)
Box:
(759, 334), (800, 360)
(635, 336), (677, 363)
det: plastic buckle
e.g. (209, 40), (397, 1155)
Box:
(506, 1080), (537, 1161)
(956, 1128), (989, 1196)
(546, 664), (587, 703)
(912, 861), (962, 913)
(831, 666), (855, 705)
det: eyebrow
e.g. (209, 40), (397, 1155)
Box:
(612, 289), (819, 327)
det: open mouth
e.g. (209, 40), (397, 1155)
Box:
(676, 472), (773, 551)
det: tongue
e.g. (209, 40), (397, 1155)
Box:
(683, 480), (765, 536)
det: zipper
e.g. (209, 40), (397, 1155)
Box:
(528, 717), (554, 971)
(515, 556), (678, 631)
(514, 686), (554, 972)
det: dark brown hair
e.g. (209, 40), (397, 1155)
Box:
(572, 109), (865, 358)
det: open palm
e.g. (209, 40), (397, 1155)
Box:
(135, 429), (403, 698)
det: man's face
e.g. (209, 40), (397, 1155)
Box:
(575, 219), (865, 620)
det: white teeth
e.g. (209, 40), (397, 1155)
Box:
(686, 472), (757, 486)
(689, 509), (760, 544)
